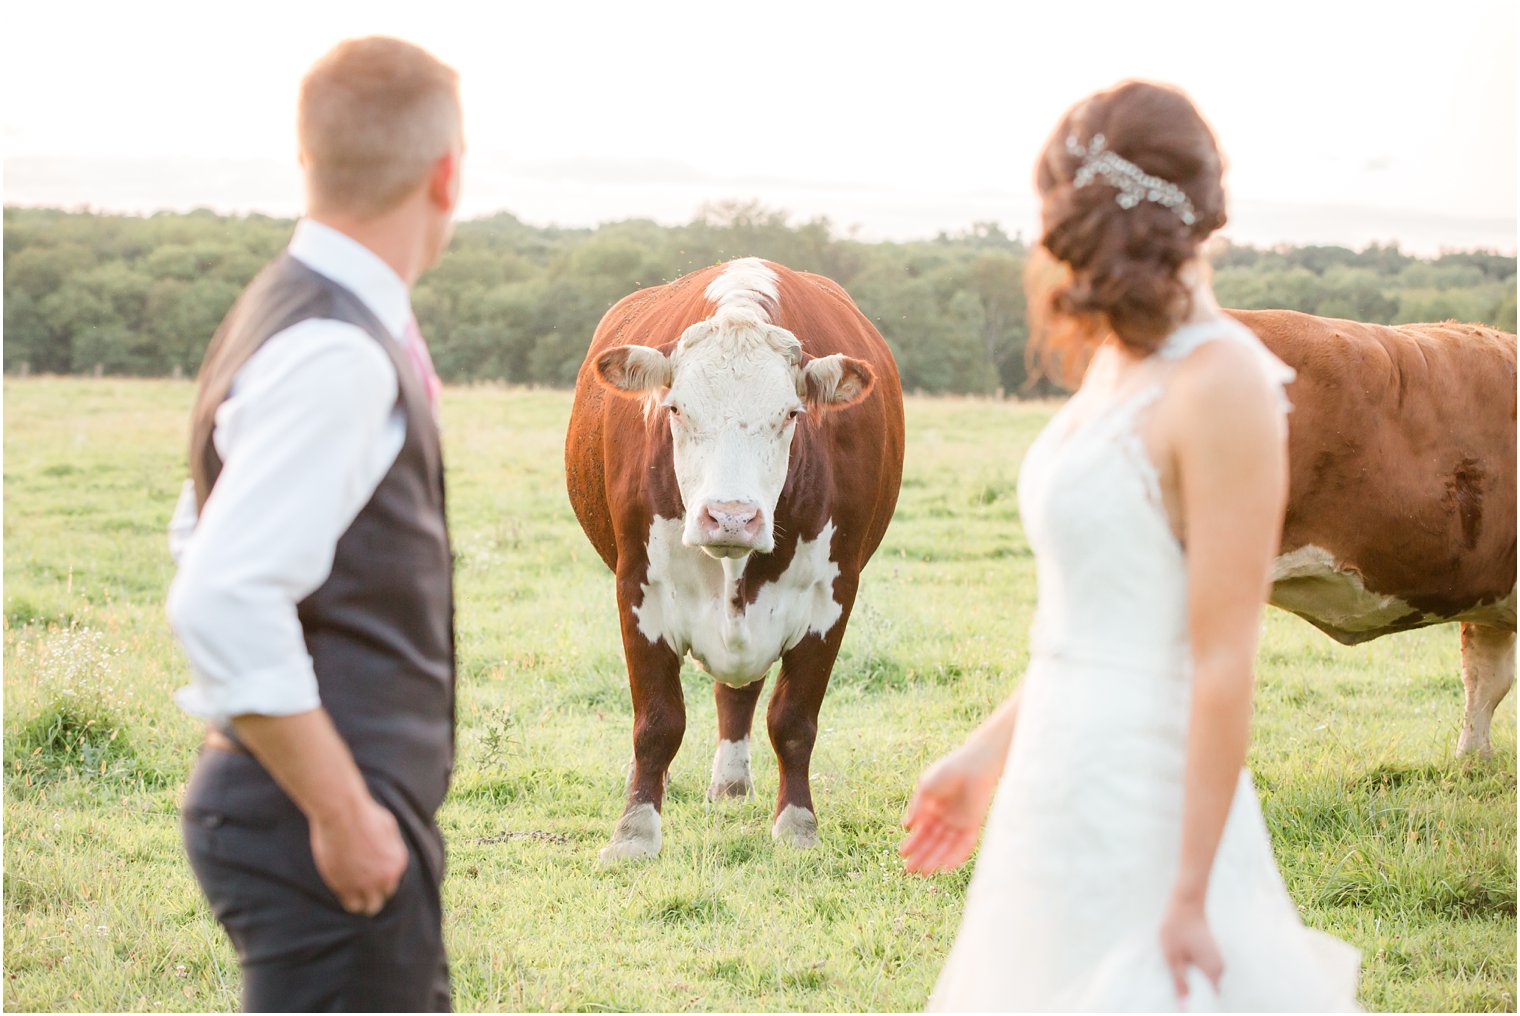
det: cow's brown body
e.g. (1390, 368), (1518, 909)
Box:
(1235, 309), (1517, 752)
(567, 260), (904, 858)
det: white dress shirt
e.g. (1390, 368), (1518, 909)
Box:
(167, 220), (415, 725)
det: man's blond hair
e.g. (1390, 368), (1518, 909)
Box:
(298, 37), (461, 218)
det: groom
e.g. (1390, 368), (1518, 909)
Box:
(167, 37), (462, 1011)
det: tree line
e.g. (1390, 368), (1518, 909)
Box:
(4, 203), (1515, 395)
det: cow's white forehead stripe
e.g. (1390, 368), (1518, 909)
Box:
(704, 257), (779, 324)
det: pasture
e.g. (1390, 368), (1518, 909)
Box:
(3, 377), (1514, 1012)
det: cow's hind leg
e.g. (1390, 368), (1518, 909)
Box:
(767, 591), (854, 848)
(602, 586), (686, 864)
(1458, 622), (1516, 757)
(710, 681), (764, 801)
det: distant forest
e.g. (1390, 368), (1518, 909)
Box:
(4, 203), (1516, 396)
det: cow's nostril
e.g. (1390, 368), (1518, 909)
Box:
(703, 501), (762, 539)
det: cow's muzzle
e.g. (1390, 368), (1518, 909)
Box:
(691, 500), (767, 557)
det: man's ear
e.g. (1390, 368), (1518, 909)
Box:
(594, 345), (673, 394)
(801, 353), (875, 409)
(428, 148), (461, 213)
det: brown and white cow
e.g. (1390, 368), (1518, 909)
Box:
(1234, 309), (1517, 754)
(566, 257), (905, 861)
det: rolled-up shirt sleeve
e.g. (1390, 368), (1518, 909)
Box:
(167, 320), (400, 726)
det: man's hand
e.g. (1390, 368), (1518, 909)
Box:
(229, 708), (408, 915)
(309, 794), (408, 915)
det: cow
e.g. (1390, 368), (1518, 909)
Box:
(1232, 309), (1517, 756)
(565, 257), (905, 862)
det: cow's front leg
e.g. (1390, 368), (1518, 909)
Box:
(766, 593), (853, 848)
(602, 580), (685, 864)
(1458, 622), (1516, 756)
(710, 680), (765, 800)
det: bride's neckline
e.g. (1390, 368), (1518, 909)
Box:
(1155, 315), (1247, 357)
(1051, 316), (1247, 446)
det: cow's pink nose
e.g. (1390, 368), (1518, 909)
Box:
(700, 500), (764, 542)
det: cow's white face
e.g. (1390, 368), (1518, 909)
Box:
(595, 315), (873, 558)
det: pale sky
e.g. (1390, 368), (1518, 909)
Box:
(3, 0), (1516, 253)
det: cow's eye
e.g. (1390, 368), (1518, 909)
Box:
(667, 404), (681, 418)
(787, 407), (805, 421)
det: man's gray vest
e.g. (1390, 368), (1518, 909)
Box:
(188, 254), (455, 821)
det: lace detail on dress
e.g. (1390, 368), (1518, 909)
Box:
(1108, 385), (1165, 509)
(1034, 317), (1293, 556)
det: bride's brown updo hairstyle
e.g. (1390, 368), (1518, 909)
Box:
(1030, 80), (1227, 386)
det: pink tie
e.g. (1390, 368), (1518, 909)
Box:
(403, 314), (442, 417)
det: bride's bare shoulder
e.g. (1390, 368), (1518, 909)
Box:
(1167, 334), (1281, 424)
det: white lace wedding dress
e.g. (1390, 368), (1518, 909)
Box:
(928, 319), (1361, 1012)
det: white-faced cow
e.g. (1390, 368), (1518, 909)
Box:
(1234, 310), (1517, 754)
(566, 257), (905, 862)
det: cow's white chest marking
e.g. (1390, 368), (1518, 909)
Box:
(634, 515), (842, 686)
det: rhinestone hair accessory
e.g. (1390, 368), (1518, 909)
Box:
(1065, 132), (1197, 226)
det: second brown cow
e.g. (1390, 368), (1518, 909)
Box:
(1238, 310), (1517, 756)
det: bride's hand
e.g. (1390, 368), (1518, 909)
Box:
(1158, 896), (1223, 1007)
(899, 742), (1001, 874)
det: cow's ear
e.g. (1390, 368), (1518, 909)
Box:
(595, 345), (672, 394)
(802, 353), (875, 409)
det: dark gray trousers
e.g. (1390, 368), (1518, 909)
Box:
(181, 746), (450, 1013)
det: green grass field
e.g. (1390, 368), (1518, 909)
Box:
(3, 378), (1514, 1012)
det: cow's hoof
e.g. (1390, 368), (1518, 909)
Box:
(771, 804), (819, 848)
(599, 803), (662, 864)
(707, 778), (754, 801)
(1457, 738), (1495, 758)
(708, 739), (753, 802)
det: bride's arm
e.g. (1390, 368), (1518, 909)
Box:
(900, 687), (1022, 874)
(1160, 336), (1290, 999)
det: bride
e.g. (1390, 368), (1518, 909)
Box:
(899, 81), (1361, 1012)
